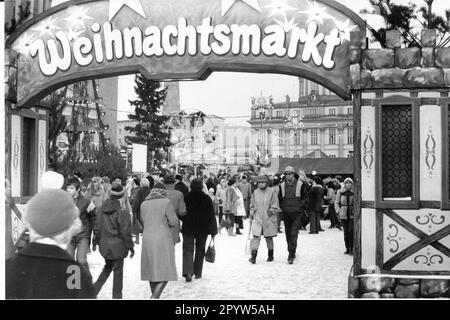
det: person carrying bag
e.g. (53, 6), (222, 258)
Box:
(204, 236), (216, 263)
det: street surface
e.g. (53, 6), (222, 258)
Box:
(88, 219), (352, 299)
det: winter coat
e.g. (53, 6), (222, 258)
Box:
(94, 199), (134, 260)
(140, 193), (179, 281)
(238, 181), (252, 199)
(132, 186), (151, 225)
(6, 243), (96, 299)
(216, 184), (227, 208)
(278, 179), (309, 214)
(234, 187), (247, 217)
(224, 186), (238, 215)
(129, 186), (141, 206)
(166, 184), (187, 244)
(308, 185), (324, 212)
(182, 190), (218, 236)
(175, 181), (189, 198)
(73, 195), (96, 240)
(250, 188), (281, 237)
(335, 187), (354, 220)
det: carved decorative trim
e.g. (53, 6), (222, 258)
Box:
(362, 128), (374, 175)
(425, 126), (436, 178)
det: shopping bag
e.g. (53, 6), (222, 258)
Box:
(205, 237), (216, 263)
(245, 221), (252, 255)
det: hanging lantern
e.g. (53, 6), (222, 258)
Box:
(87, 103), (98, 119)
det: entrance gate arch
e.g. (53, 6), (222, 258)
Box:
(5, 0), (450, 298)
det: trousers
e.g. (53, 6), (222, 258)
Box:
(283, 212), (302, 253)
(94, 259), (124, 299)
(341, 219), (354, 250)
(67, 237), (91, 278)
(250, 236), (274, 251)
(182, 234), (208, 277)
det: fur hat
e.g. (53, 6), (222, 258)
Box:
(163, 174), (176, 184)
(41, 171), (64, 189)
(257, 175), (269, 183)
(284, 166), (295, 174)
(110, 181), (124, 198)
(25, 189), (79, 237)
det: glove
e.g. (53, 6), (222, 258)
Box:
(92, 244), (97, 252)
(129, 249), (135, 258)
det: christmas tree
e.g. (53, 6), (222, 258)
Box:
(125, 74), (171, 172)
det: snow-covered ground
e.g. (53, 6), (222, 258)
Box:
(88, 219), (353, 300)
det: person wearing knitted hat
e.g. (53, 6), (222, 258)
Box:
(335, 178), (355, 255)
(248, 175), (281, 264)
(278, 166), (310, 264)
(140, 182), (179, 298)
(6, 189), (96, 299)
(65, 177), (96, 278)
(92, 181), (134, 299)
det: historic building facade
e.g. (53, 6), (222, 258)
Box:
(248, 79), (354, 160)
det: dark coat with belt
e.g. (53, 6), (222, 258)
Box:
(182, 190), (218, 236)
(6, 243), (96, 299)
(94, 199), (134, 260)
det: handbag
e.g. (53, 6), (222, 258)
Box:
(205, 237), (216, 263)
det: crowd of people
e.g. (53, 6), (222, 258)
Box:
(5, 167), (354, 299)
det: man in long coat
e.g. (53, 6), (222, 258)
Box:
(248, 175), (281, 264)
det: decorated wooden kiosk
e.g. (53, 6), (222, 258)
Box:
(4, 0), (450, 298)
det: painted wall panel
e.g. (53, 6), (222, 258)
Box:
(11, 115), (21, 197)
(383, 215), (421, 263)
(37, 120), (47, 191)
(392, 245), (450, 272)
(361, 209), (376, 269)
(361, 105), (375, 201)
(420, 105), (441, 201)
(394, 209), (450, 236)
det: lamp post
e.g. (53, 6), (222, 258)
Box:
(285, 110), (304, 157)
(251, 92), (273, 166)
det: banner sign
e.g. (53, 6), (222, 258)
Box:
(7, 0), (365, 106)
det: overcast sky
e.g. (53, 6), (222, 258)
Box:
(51, 0), (449, 124)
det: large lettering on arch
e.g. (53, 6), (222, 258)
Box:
(7, 0), (365, 106)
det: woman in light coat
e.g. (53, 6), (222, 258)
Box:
(216, 179), (227, 231)
(224, 178), (238, 236)
(335, 178), (354, 255)
(248, 175), (281, 264)
(140, 182), (179, 299)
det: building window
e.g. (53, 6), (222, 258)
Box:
(310, 109), (317, 116)
(329, 128), (336, 145)
(442, 100), (450, 209)
(348, 107), (353, 114)
(310, 129), (318, 145)
(329, 154), (336, 158)
(328, 108), (336, 116)
(295, 130), (301, 145)
(347, 127), (353, 144)
(278, 129), (284, 145)
(376, 99), (420, 209)
(276, 110), (283, 118)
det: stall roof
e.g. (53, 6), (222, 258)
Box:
(278, 158), (354, 175)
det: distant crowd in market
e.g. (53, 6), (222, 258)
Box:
(5, 166), (354, 300)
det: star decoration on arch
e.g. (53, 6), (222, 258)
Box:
(274, 16), (298, 32)
(221, 0), (262, 17)
(109, 0), (146, 21)
(335, 19), (357, 42)
(64, 6), (93, 30)
(66, 27), (85, 42)
(264, 1), (297, 18)
(298, 1), (333, 24)
(12, 32), (37, 56)
(32, 17), (61, 36)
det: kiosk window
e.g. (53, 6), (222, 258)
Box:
(376, 100), (419, 209)
(22, 117), (37, 197)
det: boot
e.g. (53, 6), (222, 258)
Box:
(228, 228), (235, 236)
(287, 252), (294, 264)
(249, 250), (257, 264)
(235, 228), (242, 235)
(267, 249), (274, 262)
